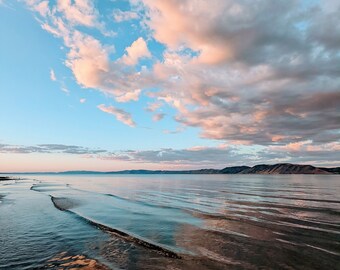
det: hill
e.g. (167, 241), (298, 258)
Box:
(238, 163), (332, 174)
(1, 163), (339, 175)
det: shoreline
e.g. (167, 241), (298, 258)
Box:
(1, 163), (339, 175)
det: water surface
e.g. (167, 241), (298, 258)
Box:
(1, 174), (339, 269)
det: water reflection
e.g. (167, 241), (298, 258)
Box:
(1, 174), (340, 269)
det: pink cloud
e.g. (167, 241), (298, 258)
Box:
(140, 0), (235, 64)
(28, 4), (152, 102)
(56, 0), (99, 27)
(270, 141), (340, 153)
(97, 104), (136, 127)
(145, 101), (163, 112)
(152, 113), (165, 122)
(24, 0), (340, 149)
(116, 89), (141, 103)
(65, 31), (110, 89)
(34, 0), (50, 17)
(121, 37), (151, 66)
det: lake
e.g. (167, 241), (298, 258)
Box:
(0, 174), (339, 269)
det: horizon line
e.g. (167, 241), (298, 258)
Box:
(1, 162), (339, 174)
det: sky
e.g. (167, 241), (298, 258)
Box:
(0, 0), (339, 172)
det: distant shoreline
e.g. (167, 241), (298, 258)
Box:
(1, 163), (339, 175)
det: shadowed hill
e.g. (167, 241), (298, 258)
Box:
(220, 166), (250, 174)
(238, 163), (332, 174)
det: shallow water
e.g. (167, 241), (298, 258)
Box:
(1, 174), (340, 269)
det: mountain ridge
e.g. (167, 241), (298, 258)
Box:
(1, 163), (339, 175)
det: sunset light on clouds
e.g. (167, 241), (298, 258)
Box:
(0, 0), (339, 172)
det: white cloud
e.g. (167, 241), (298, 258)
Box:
(61, 86), (70, 94)
(80, 98), (86, 103)
(112, 9), (139, 22)
(50, 68), (56, 81)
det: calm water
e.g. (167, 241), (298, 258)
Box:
(0, 174), (340, 269)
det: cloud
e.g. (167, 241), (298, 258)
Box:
(163, 126), (185, 134)
(49, 67), (70, 94)
(23, 0), (340, 152)
(65, 32), (111, 90)
(132, 0), (340, 146)
(115, 89), (141, 102)
(80, 98), (86, 103)
(112, 9), (139, 22)
(56, 0), (100, 28)
(61, 86), (70, 94)
(121, 37), (151, 66)
(265, 141), (340, 166)
(50, 68), (56, 81)
(97, 104), (136, 127)
(1, 143), (250, 166)
(270, 140), (340, 153)
(0, 143), (106, 155)
(100, 143), (340, 167)
(1, 142), (339, 167)
(139, 0), (308, 65)
(24, 1), (152, 103)
(152, 113), (165, 122)
(102, 147), (245, 165)
(28, 0), (49, 16)
(145, 101), (163, 112)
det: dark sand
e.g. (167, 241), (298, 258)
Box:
(0, 176), (21, 181)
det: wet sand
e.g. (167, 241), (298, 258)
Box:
(43, 252), (110, 270)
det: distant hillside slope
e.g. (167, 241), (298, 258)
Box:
(237, 163), (331, 174)
(320, 167), (340, 174)
(220, 166), (250, 174)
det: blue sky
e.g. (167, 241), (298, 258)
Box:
(0, 2), (203, 149)
(0, 0), (339, 172)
